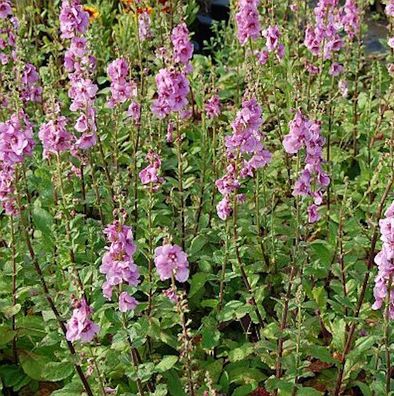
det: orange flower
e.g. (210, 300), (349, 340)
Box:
(137, 6), (153, 14)
(84, 5), (100, 21)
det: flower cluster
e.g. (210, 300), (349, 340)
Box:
(139, 150), (164, 191)
(107, 58), (136, 109)
(60, 0), (97, 150)
(171, 22), (193, 66)
(341, 0), (360, 40)
(205, 94), (221, 119)
(154, 243), (189, 282)
(152, 68), (190, 118)
(216, 98), (271, 220)
(235, 0), (261, 46)
(66, 298), (99, 343)
(126, 101), (141, 124)
(283, 110), (330, 223)
(0, 111), (35, 215)
(100, 221), (140, 312)
(258, 25), (285, 65)
(386, 0), (394, 17)
(20, 63), (42, 103)
(39, 114), (74, 159)
(372, 202), (394, 319)
(138, 10), (152, 42)
(0, 0), (16, 66)
(387, 1), (394, 51)
(304, 0), (342, 60)
(152, 23), (193, 119)
(59, 0), (89, 39)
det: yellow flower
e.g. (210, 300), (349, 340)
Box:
(84, 5), (100, 21)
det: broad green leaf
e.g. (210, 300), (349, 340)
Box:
(156, 356), (178, 373)
(42, 362), (74, 382)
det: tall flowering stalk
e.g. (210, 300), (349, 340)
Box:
(100, 217), (149, 393)
(139, 150), (164, 315)
(333, 178), (394, 395)
(154, 242), (194, 394)
(60, 0), (97, 150)
(216, 97), (271, 220)
(371, 201), (394, 393)
(106, 57), (137, 173)
(0, 111), (34, 215)
(282, 110), (330, 223)
(235, 0), (261, 46)
(216, 97), (270, 328)
(304, 0), (342, 61)
(100, 220), (140, 309)
(152, 22), (193, 247)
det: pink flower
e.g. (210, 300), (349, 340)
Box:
(163, 288), (178, 303)
(329, 62), (344, 76)
(338, 80), (348, 97)
(235, 0), (261, 45)
(39, 116), (74, 158)
(217, 197), (232, 220)
(119, 292), (138, 312)
(262, 25), (281, 52)
(386, 1), (394, 17)
(100, 222), (140, 298)
(154, 243), (189, 282)
(152, 68), (190, 118)
(283, 111), (329, 222)
(341, 0), (360, 40)
(171, 23), (193, 65)
(138, 11), (152, 41)
(66, 299), (99, 343)
(139, 150), (164, 190)
(205, 94), (221, 119)
(0, 1), (12, 19)
(372, 201), (394, 319)
(307, 204), (320, 223)
(59, 0), (89, 39)
(106, 58), (136, 108)
(127, 101), (141, 123)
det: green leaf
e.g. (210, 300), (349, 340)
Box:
(32, 207), (53, 234)
(189, 235), (208, 257)
(330, 319), (346, 353)
(51, 381), (83, 396)
(201, 324), (220, 350)
(297, 387), (323, 396)
(162, 370), (186, 396)
(1, 304), (21, 319)
(19, 351), (49, 380)
(156, 356), (178, 373)
(0, 326), (16, 346)
(312, 287), (327, 311)
(189, 272), (209, 298)
(305, 345), (336, 364)
(228, 343), (254, 362)
(0, 365), (28, 388)
(42, 362), (74, 382)
(232, 384), (255, 396)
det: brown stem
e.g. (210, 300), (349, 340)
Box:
(15, 172), (94, 396)
(175, 118), (186, 249)
(232, 193), (265, 329)
(10, 216), (18, 364)
(385, 276), (392, 395)
(55, 155), (86, 300)
(333, 176), (394, 395)
(275, 266), (296, 382)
